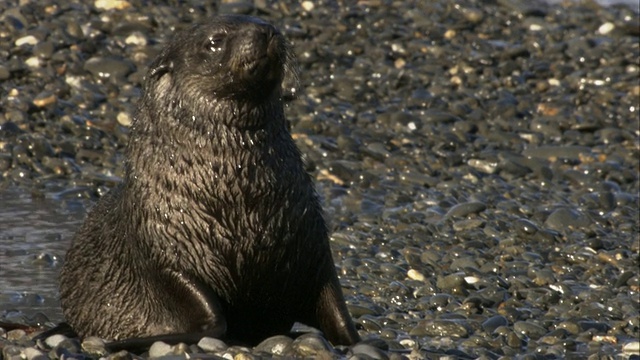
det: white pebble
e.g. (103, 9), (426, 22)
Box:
(23, 347), (46, 360)
(399, 338), (416, 347)
(464, 275), (481, 285)
(148, 341), (173, 358)
(125, 32), (147, 46)
(529, 23), (543, 31)
(548, 78), (561, 86)
(94, 0), (131, 10)
(117, 112), (132, 127)
(301, 1), (314, 11)
(598, 22), (615, 35)
(197, 337), (227, 352)
(25, 56), (41, 68)
(407, 269), (425, 281)
(15, 35), (38, 46)
(45, 334), (68, 348)
(623, 341), (640, 354)
(65, 75), (83, 89)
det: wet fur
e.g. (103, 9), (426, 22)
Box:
(59, 15), (359, 346)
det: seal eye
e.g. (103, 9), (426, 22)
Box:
(208, 33), (226, 53)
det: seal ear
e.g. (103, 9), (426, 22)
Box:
(281, 46), (300, 102)
(145, 60), (174, 97)
(149, 62), (172, 79)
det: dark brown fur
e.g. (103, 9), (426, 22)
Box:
(59, 15), (360, 347)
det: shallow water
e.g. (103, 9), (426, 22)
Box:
(0, 187), (86, 324)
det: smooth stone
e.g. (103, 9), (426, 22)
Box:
(482, 315), (509, 334)
(288, 333), (335, 357)
(544, 207), (590, 231)
(45, 334), (68, 348)
(254, 335), (293, 356)
(81, 337), (107, 355)
(445, 201), (487, 218)
(197, 337), (228, 353)
(23, 347), (47, 360)
(513, 321), (548, 340)
(148, 341), (173, 358)
(351, 343), (389, 360)
(410, 319), (469, 338)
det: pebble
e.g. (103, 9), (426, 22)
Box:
(15, 35), (38, 46)
(544, 207), (591, 231)
(410, 319), (470, 338)
(351, 343), (389, 360)
(44, 334), (68, 348)
(513, 321), (548, 340)
(80, 337), (107, 355)
(445, 201), (487, 219)
(83, 57), (135, 80)
(94, 0), (131, 10)
(253, 335), (291, 355)
(481, 315), (509, 334)
(148, 341), (174, 358)
(197, 337), (228, 353)
(288, 333), (335, 357)
(23, 347), (47, 360)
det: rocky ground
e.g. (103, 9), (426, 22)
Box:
(1, 0), (639, 359)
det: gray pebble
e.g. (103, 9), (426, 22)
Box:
(148, 341), (173, 358)
(80, 336), (107, 356)
(23, 347), (47, 360)
(289, 333), (335, 357)
(410, 319), (469, 338)
(351, 343), (389, 360)
(544, 207), (591, 231)
(44, 334), (68, 348)
(197, 337), (228, 353)
(513, 321), (548, 340)
(83, 57), (135, 80)
(254, 335), (292, 355)
(445, 201), (487, 219)
(481, 315), (509, 334)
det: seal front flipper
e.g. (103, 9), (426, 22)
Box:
(155, 268), (227, 336)
(103, 269), (227, 353)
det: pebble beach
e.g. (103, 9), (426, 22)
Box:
(0, 0), (639, 359)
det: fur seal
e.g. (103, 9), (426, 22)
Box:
(58, 15), (360, 347)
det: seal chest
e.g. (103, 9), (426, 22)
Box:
(58, 15), (360, 347)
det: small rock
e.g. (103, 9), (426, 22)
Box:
(254, 335), (292, 356)
(197, 337), (228, 353)
(94, 0), (131, 10)
(33, 92), (57, 108)
(45, 334), (68, 348)
(15, 35), (38, 46)
(148, 341), (173, 358)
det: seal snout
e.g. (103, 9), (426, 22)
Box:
(227, 21), (285, 90)
(234, 24), (280, 66)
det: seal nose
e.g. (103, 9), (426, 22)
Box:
(253, 23), (277, 49)
(234, 23), (276, 59)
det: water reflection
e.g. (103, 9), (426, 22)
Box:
(0, 187), (87, 324)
